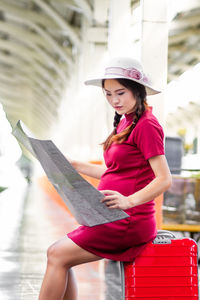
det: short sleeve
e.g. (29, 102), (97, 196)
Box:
(132, 118), (165, 160)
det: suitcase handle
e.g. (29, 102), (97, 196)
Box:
(153, 230), (176, 244)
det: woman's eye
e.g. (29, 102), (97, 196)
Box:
(118, 92), (124, 96)
(106, 93), (112, 97)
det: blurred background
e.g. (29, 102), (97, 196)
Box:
(0, 0), (200, 299)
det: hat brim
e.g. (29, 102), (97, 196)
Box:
(84, 75), (161, 96)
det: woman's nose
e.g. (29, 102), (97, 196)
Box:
(112, 96), (120, 104)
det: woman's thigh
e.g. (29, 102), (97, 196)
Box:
(47, 236), (102, 268)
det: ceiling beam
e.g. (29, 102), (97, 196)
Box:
(0, 39), (67, 82)
(170, 14), (200, 33)
(169, 28), (200, 45)
(167, 73), (179, 82)
(4, 15), (73, 68)
(0, 0), (67, 32)
(5, 108), (51, 138)
(0, 61), (63, 107)
(3, 102), (54, 128)
(0, 62), (59, 94)
(72, 0), (93, 21)
(0, 97), (24, 109)
(0, 78), (59, 114)
(168, 60), (197, 74)
(187, 102), (200, 114)
(0, 52), (63, 102)
(0, 94), (56, 129)
(168, 45), (200, 60)
(169, 0), (200, 19)
(33, 0), (81, 49)
(0, 76), (60, 116)
(3, 92), (61, 122)
(55, 0), (93, 21)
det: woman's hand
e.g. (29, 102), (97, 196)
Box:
(100, 190), (132, 210)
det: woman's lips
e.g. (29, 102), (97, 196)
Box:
(114, 106), (123, 110)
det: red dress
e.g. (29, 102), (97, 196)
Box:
(67, 108), (165, 261)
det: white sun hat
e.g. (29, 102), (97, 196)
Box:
(84, 57), (160, 95)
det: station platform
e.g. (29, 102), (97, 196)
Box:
(0, 181), (105, 300)
(0, 179), (199, 300)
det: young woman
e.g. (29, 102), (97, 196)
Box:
(38, 57), (172, 300)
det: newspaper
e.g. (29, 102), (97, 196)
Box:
(12, 121), (129, 227)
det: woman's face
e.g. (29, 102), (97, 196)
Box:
(103, 79), (137, 115)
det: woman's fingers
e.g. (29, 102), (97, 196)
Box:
(107, 203), (119, 209)
(100, 190), (118, 195)
(99, 189), (130, 210)
(101, 195), (116, 202)
(100, 192), (120, 208)
(104, 200), (119, 208)
(103, 199), (117, 205)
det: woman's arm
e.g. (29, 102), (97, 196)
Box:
(128, 155), (172, 207)
(101, 155), (172, 209)
(71, 160), (107, 180)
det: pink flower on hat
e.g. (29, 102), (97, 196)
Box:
(143, 75), (150, 85)
(123, 68), (142, 80)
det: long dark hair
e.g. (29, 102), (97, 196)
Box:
(102, 78), (148, 150)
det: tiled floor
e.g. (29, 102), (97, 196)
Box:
(0, 180), (200, 300)
(0, 182), (105, 300)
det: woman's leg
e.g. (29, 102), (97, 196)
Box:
(62, 268), (77, 300)
(38, 236), (102, 300)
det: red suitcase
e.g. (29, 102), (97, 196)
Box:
(121, 231), (199, 300)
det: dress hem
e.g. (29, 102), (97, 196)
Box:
(67, 233), (150, 262)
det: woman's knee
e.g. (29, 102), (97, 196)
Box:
(46, 237), (100, 268)
(46, 237), (75, 267)
(47, 240), (67, 266)
(47, 243), (58, 263)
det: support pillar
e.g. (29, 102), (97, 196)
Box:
(108, 0), (132, 58)
(141, 0), (169, 125)
(56, 0), (110, 161)
(106, 0), (132, 136)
